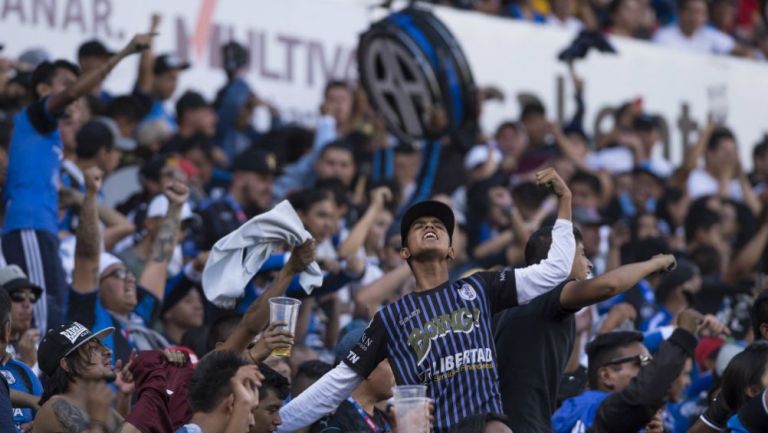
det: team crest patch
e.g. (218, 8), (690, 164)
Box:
(458, 283), (476, 301)
(0, 370), (14, 385)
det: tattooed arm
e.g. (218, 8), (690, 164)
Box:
(139, 181), (190, 301)
(72, 167), (103, 294)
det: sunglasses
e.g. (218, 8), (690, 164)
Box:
(100, 268), (133, 281)
(602, 353), (653, 369)
(9, 291), (37, 304)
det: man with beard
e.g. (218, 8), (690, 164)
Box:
(32, 321), (132, 433)
(198, 148), (277, 250)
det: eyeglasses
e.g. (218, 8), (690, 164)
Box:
(100, 268), (133, 281)
(602, 353), (653, 368)
(9, 291), (37, 304)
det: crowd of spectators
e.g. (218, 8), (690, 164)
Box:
(0, 5), (767, 433)
(433, 0), (768, 59)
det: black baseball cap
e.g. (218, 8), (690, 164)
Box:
(38, 322), (114, 376)
(232, 149), (277, 176)
(400, 200), (455, 247)
(154, 54), (191, 75)
(78, 39), (114, 59)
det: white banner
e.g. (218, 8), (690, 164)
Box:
(1, 0), (766, 165)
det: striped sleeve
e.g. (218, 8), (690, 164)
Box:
(342, 313), (388, 378)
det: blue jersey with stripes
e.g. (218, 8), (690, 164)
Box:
(0, 359), (43, 430)
(343, 270), (520, 433)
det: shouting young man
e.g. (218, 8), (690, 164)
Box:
(278, 168), (576, 433)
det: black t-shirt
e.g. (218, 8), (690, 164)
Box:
(493, 281), (576, 433)
(311, 399), (392, 433)
(343, 270), (519, 433)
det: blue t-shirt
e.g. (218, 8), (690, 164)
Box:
(641, 305), (673, 333)
(67, 285), (160, 364)
(144, 100), (177, 133)
(3, 99), (63, 235)
(0, 374), (16, 433)
(0, 359), (43, 430)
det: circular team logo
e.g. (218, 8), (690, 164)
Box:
(458, 283), (477, 301)
(0, 370), (14, 385)
(360, 35), (438, 141)
(358, 7), (477, 143)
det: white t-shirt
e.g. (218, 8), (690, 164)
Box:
(653, 24), (735, 55)
(687, 168), (743, 201)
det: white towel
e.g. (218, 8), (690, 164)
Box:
(202, 200), (323, 308)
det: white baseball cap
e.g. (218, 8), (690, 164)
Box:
(98, 253), (124, 277)
(464, 144), (502, 171)
(146, 194), (194, 221)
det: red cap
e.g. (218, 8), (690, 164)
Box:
(695, 337), (725, 371)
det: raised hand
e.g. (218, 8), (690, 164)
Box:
(231, 365), (264, 407)
(676, 309), (704, 335)
(285, 240), (317, 274)
(370, 186), (393, 209)
(114, 351), (137, 395)
(122, 32), (157, 56)
(163, 180), (190, 207)
(698, 314), (731, 338)
(652, 254), (677, 273)
(83, 166), (103, 194)
(17, 328), (40, 368)
(163, 348), (188, 366)
(150, 13), (162, 32)
(248, 322), (295, 363)
(535, 167), (571, 198)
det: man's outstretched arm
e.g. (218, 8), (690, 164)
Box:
(277, 362), (362, 432)
(48, 33), (155, 115)
(560, 255), (676, 310)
